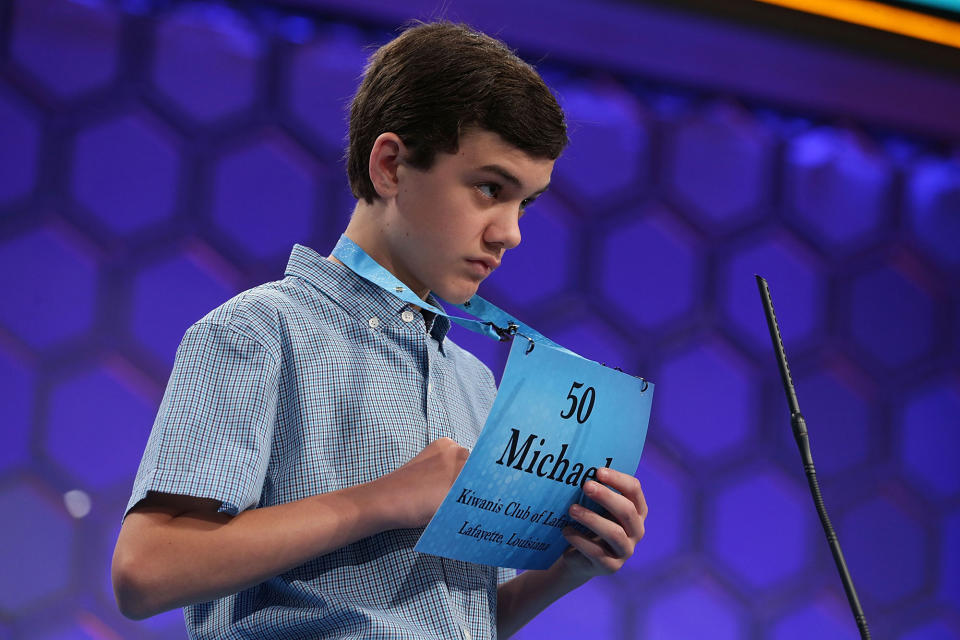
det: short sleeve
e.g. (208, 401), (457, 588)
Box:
(496, 567), (518, 586)
(125, 321), (280, 518)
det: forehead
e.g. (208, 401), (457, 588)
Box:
(446, 128), (555, 186)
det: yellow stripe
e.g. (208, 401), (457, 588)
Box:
(753, 0), (960, 49)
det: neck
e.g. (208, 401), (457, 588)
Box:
(333, 201), (430, 301)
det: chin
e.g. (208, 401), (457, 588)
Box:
(440, 291), (474, 305)
(435, 282), (479, 305)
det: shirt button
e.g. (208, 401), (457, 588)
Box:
(461, 625), (471, 640)
(427, 382), (433, 394)
(401, 310), (415, 323)
(368, 317), (380, 329)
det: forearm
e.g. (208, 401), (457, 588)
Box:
(112, 482), (390, 619)
(496, 557), (591, 639)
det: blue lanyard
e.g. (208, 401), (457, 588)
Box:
(331, 234), (575, 356)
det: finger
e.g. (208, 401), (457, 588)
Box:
(583, 480), (644, 540)
(562, 527), (618, 571)
(596, 467), (647, 518)
(568, 502), (632, 558)
(563, 526), (609, 558)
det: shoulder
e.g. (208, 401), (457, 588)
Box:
(187, 279), (309, 360)
(201, 280), (290, 324)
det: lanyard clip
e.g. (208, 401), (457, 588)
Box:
(489, 321), (519, 341)
(488, 322), (536, 355)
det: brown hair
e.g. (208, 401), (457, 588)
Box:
(347, 21), (568, 203)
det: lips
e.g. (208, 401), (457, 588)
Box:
(466, 257), (498, 275)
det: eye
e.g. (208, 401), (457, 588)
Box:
(477, 183), (501, 199)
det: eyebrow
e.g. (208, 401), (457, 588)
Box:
(478, 164), (550, 198)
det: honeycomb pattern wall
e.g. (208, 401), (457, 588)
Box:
(1, 1), (958, 638)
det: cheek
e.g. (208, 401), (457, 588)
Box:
(424, 200), (467, 237)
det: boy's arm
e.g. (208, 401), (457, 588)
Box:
(112, 437), (469, 620)
(496, 467), (647, 639)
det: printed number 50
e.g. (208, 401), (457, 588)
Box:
(560, 381), (596, 424)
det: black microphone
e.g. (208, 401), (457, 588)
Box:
(755, 274), (871, 640)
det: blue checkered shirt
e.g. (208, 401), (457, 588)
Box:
(127, 244), (516, 639)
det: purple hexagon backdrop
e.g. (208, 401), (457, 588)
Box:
(1, 1), (958, 638)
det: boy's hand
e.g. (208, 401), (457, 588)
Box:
(557, 466), (647, 579)
(374, 437), (469, 530)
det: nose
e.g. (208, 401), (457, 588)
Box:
(484, 207), (522, 251)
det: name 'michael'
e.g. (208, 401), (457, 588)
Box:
(495, 428), (612, 487)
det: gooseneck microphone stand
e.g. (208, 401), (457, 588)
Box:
(755, 275), (871, 640)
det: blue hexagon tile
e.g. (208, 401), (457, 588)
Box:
(0, 345), (35, 474)
(0, 481), (74, 616)
(600, 207), (701, 332)
(786, 127), (891, 253)
(769, 594), (860, 640)
(27, 614), (120, 640)
(0, 86), (41, 206)
(552, 81), (648, 204)
(547, 315), (635, 373)
(907, 157), (960, 272)
(666, 101), (772, 232)
(9, 0), (120, 100)
(71, 110), (181, 236)
(775, 362), (872, 477)
(29, 624), (95, 640)
(840, 495), (928, 607)
(898, 618), (960, 640)
(152, 4), (262, 124)
(44, 359), (155, 491)
(899, 376), (960, 500)
(513, 580), (623, 639)
(845, 262), (937, 371)
(286, 24), (370, 152)
(210, 131), (317, 261)
(940, 506), (960, 611)
(0, 223), (98, 351)
(706, 465), (814, 592)
(129, 241), (238, 366)
(654, 335), (756, 463)
(642, 575), (747, 640)
(955, 295), (960, 363)
(720, 228), (825, 354)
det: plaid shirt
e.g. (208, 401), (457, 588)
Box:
(127, 244), (515, 639)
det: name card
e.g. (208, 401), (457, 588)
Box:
(415, 338), (653, 570)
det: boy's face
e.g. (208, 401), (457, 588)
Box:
(384, 128), (555, 304)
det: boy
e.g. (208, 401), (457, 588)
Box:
(113, 21), (647, 639)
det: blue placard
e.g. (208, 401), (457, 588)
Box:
(415, 337), (653, 569)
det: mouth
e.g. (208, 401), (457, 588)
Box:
(465, 258), (498, 276)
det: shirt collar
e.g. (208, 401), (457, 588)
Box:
(284, 244), (452, 343)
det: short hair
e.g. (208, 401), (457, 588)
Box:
(347, 21), (568, 203)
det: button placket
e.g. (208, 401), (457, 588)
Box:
(424, 339), (438, 440)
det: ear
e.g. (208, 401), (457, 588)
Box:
(368, 132), (406, 199)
